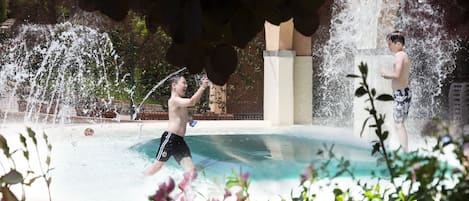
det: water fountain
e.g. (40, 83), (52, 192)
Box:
(132, 67), (186, 120)
(313, 0), (458, 139)
(0, 22), (122, 125)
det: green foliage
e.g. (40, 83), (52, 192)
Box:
(8, 0), (73, 24)
(107, 13), (182, 107)
(0, 0), (7, 23)
(343, 62), (469, 200)
(0, 128), (53, 201)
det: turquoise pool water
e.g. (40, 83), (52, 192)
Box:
(131, 133), (381, 180)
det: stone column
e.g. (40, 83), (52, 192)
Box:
(264, 20), (295, 126)
(293, 29), (312, 124)
(263, 50), (295, 126)
(264, 19), (313, 125)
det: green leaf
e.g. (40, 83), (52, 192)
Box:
(1, 186), (19, 201)
(398, 189), (405, 200)
(225, 180), (238, 188)
(372, 143), (380, 156)
(360, 117), (371, 137)
(346, 74), (360, 78)
(382, 131), (389, 141)
(1, 169), (23, 185)
(333, 188), (343, 196)
(23, 151), (29, 160)
(0, 134), (10, 157)
(43, 132), (49, 144)
(355, 86), (367, 97)
(26, 127), (37, 145)
(376, 94), (394, 101)
(359, 62), (368, 75)
(46, 156), (51, 166)
(316, 149), (324, 156)
(19, 134), (27, 147)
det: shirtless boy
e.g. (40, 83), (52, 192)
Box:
(381, 31), (411, 152)
(144, 75), (209, 176)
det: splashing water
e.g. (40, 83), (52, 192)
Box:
(397, 0), (457, 119)
(313, 0), (457, 126)
(133, 67), (186, 120)
(0, 22), (122, 124)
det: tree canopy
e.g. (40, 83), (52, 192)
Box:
(78, 0), (325, 85)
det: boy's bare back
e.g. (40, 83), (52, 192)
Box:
(392, 51), (410, 90)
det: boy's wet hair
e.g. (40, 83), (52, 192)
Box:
(387, 31), (405, 45)
(168, 75), (183, 86)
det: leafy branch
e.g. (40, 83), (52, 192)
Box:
(347, 62), (402, 196)
(0, 127), (54, 201)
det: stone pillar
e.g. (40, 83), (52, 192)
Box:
(264, 19), (313, 125)
(209, 84), (227, 114)
(293, 29), (312, 124)
(263, 50), (295, 126)
(264, 20), (295, 126)
(265, 19), (294, 51)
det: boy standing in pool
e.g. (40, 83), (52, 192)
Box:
(380, 31), (411, 152)
(144, 75), (209, 176)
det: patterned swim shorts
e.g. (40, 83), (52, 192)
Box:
(392, 87), (411, 124)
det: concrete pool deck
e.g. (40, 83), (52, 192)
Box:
(0, 120), (448, 201)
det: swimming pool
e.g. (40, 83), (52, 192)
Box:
(132, 133), (378, 180)
(0, 121), (388, 201)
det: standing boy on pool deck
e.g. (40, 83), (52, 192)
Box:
(144, 74), (209, 176)
(380, 30), (411, 152)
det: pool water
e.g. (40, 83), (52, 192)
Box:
(131, 133), (383, 180)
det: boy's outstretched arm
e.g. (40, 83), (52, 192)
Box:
(174, 77), (210, 107)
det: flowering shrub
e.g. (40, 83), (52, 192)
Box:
(148, 170), (198, 201)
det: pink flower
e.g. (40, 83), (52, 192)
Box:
(152, 177), (175, 201)
(179, 169), (198, 191)
(173, 192), (185, 201)
(239, 172), (249, 183)
(178, 178), (188, 191)
(223, 188), (232, 200)
(300, 163), (314, 183)
(183, 169), (198, 180)
(166, 177), (175, 192)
